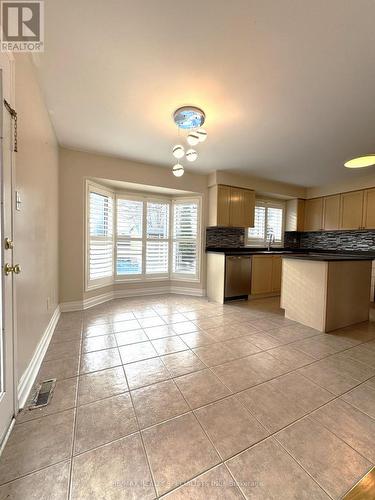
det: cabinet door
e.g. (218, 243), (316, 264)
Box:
(229, 187), (254, 228)
(271, 256), (282, 292)
(340, 190), (364, 230)
(285, 199), (305, 232)
(217, 185), (231, 226)
(251, 256), (273, 294)
(323, 194), (341, 230)
(304, 198), (323, 231)
(363, 188), (375, 229)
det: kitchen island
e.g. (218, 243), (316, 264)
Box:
(281, 254), (373, 332)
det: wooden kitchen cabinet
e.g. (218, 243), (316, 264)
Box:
(340, 190), (364, 230)
(322, 194), (341, 230)
(304, 197), (323, 231)
(209, 184), (255, 227)
(251, 255), (282, 295)
(285, 199), (305, 231)
(363, 188), (375, 229)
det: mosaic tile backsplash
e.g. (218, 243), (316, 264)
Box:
(206, 227), (245, 248)
(285, 230), (375, 252)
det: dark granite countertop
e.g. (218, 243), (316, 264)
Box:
(205, 247), (375, 260)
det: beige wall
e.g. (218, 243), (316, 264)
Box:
(59, 148), (209, 304)
(306, 170), (375, 198)
(14, 55), (59, 381)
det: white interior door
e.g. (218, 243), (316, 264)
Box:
(0, 54), (15, 445)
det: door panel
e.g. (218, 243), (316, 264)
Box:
(363, 188), (375, 229)
(0, 58), (15, 444)
(216, 185), (230, 226)
(340, 191), (364, 230)
(251, 255), (273, 295)
(271, 256), (282, 292)
(323, 195), (341, 230)
(304, 198), (323, 231)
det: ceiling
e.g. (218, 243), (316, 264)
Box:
(34, 0), (375, 187)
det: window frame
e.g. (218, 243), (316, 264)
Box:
(85, 181), (115, 291)
(246, 199), (285, 247)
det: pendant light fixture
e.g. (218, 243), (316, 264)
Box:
(170, 106), (208, 177)
(344, 155), (375, 168)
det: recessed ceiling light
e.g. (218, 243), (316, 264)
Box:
(344, 155), (375, 168)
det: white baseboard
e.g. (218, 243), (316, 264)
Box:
(60, 286), (207, 312)
(17, 305), (61, 409)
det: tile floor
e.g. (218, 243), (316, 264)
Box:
(1, 295), (375, 499)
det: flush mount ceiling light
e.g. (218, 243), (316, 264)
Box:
(170, 106), (208, 177)
(344, 155), (375, 168)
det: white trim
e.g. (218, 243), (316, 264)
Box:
(17, 306), (61, 409)
(0, 418), (15, 457)
(60, 286), (206, 312)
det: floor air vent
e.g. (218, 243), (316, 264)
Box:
(29, 379), (56, 409)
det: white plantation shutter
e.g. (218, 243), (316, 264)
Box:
(146, 202), (169, 274)
(247, 200), (284, 246)
(116, 198), (143, 275)
(88, 189), (114, 284)
(172, 200), (199, 277)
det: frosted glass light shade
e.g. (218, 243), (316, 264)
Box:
(172, 163), (184, 177)
(196, 128), (207, 142)
(172, 144), (185, 159)
(186, 149), (198, 162)
(187, 132), (199, 146)
(344, 155), (375, 168)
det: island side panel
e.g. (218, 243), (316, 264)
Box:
(207, 253), (225, 304)
(326, 260), (372, 331)
(281, 258), (328, 331)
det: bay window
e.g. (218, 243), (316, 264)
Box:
(86, 182), (201, 289)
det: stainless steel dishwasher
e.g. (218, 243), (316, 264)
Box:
(225, 255), (252, 301)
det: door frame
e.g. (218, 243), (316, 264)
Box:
(0, 50), (17, 452)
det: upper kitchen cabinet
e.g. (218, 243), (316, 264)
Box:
(285, 199), (305, 231)
(322, 194), (341, 230)
(304, 197), (323, 231)
(340, 190), (364, 230)
(363, 188), (375, 229)
(209, 184), (255, 227)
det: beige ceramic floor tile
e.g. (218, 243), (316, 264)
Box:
(78, 366), (128, 405)
(151, 336), (188, 355)
(267, 344), (316, 369)
(144, 325), (177, 340)
(118, 341), (158, 364)
(292, 336), (353, 360)
(75, 393), (138, 454)
(37, 356), (79, 381)
(160, 313), (187, 324)
(110, 311), (135, 322)
(312, 399), (375, 462)
(112, 319), (142, 333)
(179, 331), (216, 348)
(341, 383), (375, 418)
(275, 416), (372, 499)
(80, 348), (121, 374)
(71, 433), (155, 499)
(226, 437), (329, 499)
(0, 410), (74, 484)
(239, 380), (307, 433)
(17, 377), (77, 423)
(0, 461), (70, 500)
(247, 332), (283, 350)
(172, 321), (200, 335)
(212, 356), (265, 392)
(142, 412), (220, 496)
(124, 357), (171, 390)
(161, 350), (206, 377)
(51, 328), (82, 344)
(193, 343), (237, 367)
(162, 464), (244, 499)
(221, 337), (261, 357)
(82, 334), (117, 353)
(139, 317), (166, 329)
(132, 379), (189, 428)
(174, 369), (231, 409)
(195, 395), (268, 459)
(44, 339), (81, 361)
(83, 323), (113, 338)
(115, 329), (148, 346)
(341, 343), (375, 367)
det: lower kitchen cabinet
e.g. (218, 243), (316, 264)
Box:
(251, 255), (282, 296)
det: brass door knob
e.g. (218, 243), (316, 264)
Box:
(4, 263), (21, 275)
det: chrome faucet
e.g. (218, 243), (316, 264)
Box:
(267, 233), (275, 251)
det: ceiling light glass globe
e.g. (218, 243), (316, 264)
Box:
(186, 149), (198, 162)
(172, 164), (184, 177)
(172, 144), (185, 159)
(196, 128), (207, 142)
(187, 132), (200, 146)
